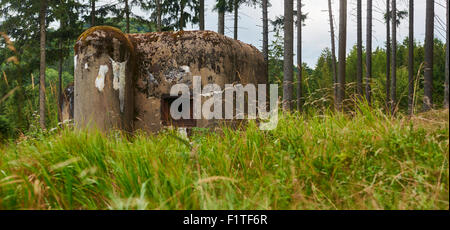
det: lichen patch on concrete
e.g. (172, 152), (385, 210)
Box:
(95, 65), (108, 92)
(74, 55), (78, 73)
(109, 57), (127, 112)
(180, 65), (190, 73)
(163, 66), (192, 83)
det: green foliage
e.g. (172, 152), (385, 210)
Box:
(0, 66), (73, 139)
(268, 29), (284, 85)
(271, 3), (308, 32)
(112, 18), (154, 33)
(383, 9), (408, 27)
(0, 0), (152, 139)
(0, 114), (11, 140)
(304, 37), (448, 113)
(160, 0), (199, 30)
(0, 107), (448, 210)
(97, 3), (155, 33)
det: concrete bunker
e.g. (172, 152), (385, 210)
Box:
(72, 26), (267, 133)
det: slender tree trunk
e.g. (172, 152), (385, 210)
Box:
(218, 0), (225, 35)
(234, 0), (239, 40)
(58, 40), (63, 123)
(39, 0), (47, 129)
(262, 0), (269, 83)
(125, 0), (130, 33)
(297, 0), (302, 111)
(91, 0), (95, 27)
(408, 0), (414, 115)
(218, 12), (224, 35)
(180, 2), (185, 30)
(356, 0), (363, 99)
(366, 0), (372, 105)
(156, 0), (161, 31)
(199, 0), (205, 30)
(337, 0), (347, 111)
(445, 0), (449, 109)
(423, 0), (434, 111)
(327, 0), (338, 108)
(283, 0), (294, 111)
(386, 0), (391, 110)
(58, 20), (69, 122)
(391, 0), (397, 114)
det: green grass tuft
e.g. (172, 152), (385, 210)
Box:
(0, 108), (448, 210)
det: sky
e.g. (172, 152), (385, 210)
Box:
(107, 0), (448, 67)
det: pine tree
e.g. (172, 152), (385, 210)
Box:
(444, 0), (449, 109)
(91, 0), (96, 27)
(158, 0), (200, 31)
(157, 0), (162, 31)
(234, 0), (239, 39)
(327, 0), (338, 107)
(125, 0), (130, 33)
(216, 0), (226, 35)
(366, 0), (372, 104)
(262, 0), (269, 83)
(386, 0), (391, 110)
(423, 0), (434, 111)
(199, 0), (205, 30)
(391, 0), (397, 114)
(356, 0), (363, 99)
(408, 0), (414, 115)
(51, 0), (84, 121)
(283, 0), (294, 111)
(297, 0), (303, 111)
(39, 0), (47, 129)
(337, 0), (347, 111)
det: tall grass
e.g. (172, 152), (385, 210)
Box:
(0, 106), (448, 210)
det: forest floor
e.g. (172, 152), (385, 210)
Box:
(0, 107), (448, 210)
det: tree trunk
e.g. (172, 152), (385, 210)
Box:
(283, 0), (294, 111)
(91, 0), (95, 27)
(39, 0), (47, 129)
(125, 0), (130, 33)
(234, 0), (238, 40)
(337, 0), (347, 111)
(327, 0), (338, 109)
(408, 0), (414, 115)
(218, 1), (225, 35)
(365, 0), (372, 105)
(423, 0), (434, 111)
(386, 0), (391, 110)
(156, 0), (161, 31)
(390, 0), (397, 114)
(180, 2), (185, 30)
(356, 0), (363, 99)
(199, 0), (205, 30)
(262, 0), (269, 83)
(58, 40), (63, 123)
(445, 0), (449, 109)
(218, 12), (224, 35)
(297, 0), (302, 111)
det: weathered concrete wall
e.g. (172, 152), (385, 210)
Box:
(129, 31), (267, 132)
(74, 26), (135, 132)
(74, 26), (267, 133)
